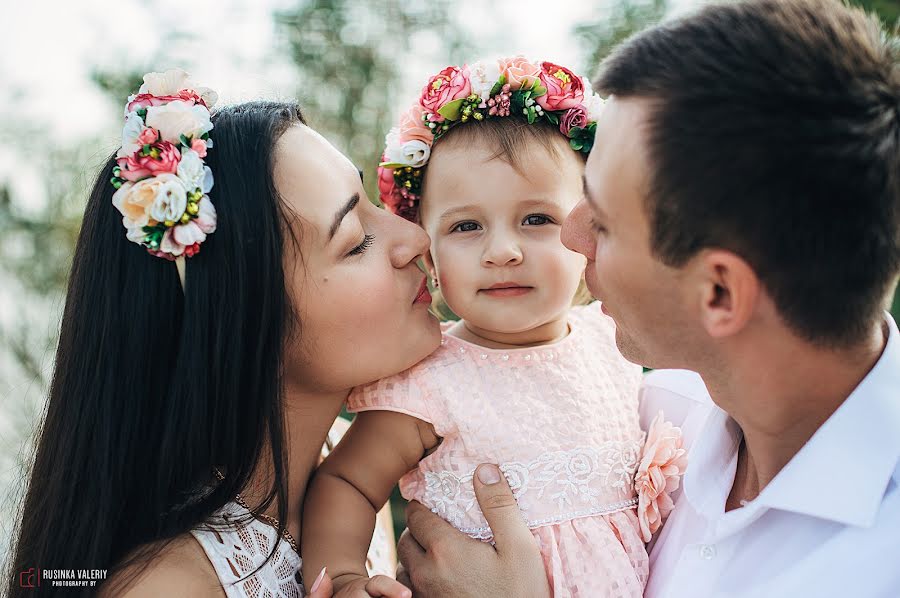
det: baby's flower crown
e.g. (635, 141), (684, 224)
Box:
(378, 56), (604, 221)
(110, 69), (218, 263)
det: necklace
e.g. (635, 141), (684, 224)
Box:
(213, 469), (299, 554)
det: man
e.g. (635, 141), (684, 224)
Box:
(395, 0), (900, 596)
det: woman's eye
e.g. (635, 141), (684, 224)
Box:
(523, 214), (553, 226)
(451, 221), (481, 233)
(347, 233), (375, 256)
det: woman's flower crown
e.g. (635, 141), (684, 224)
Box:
(110, 69), (218, 260)
(378, 56), (605, 221)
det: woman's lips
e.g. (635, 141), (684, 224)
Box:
(413, 277), (431, 305)
(479, 283), (533, 298)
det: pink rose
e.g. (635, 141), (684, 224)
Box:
(419, 66), (471, 118)
(536, 62), (585, 112)
(635, 413), (688, 542)
(191, 138), (208, 158)
(377, 162), (400, 210)
(117, 141), (181, 183)
(560, 105), (588, 136)
(137, 127), (159, 145)
(398, 104), (433, 145)
(498, 56), (541, 91)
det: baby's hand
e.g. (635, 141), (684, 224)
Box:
(333, 574), (412, 598)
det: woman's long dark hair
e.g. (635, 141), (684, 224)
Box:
(6, 101), (306, 596)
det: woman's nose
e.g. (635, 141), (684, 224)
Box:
(389, 213), (431, 269)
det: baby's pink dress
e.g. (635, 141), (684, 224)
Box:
(347, 304), (648, 597)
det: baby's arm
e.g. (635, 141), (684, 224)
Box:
(302, 410), (440, 595)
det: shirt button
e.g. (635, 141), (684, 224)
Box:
(699, 544), (717, 560)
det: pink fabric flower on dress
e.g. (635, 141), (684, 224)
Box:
(419, 66), (471, 120)
(635, 412), (688, 542)
(536, 62), (585, 112)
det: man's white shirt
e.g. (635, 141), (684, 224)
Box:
(639, 313), (900, 598)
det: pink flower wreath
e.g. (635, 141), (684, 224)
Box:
(377, 56), (606, 222)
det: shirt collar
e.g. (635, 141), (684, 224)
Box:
(755, 312), (900, 527)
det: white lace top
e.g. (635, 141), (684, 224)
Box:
(192, 502), (303, 598)
(191, 419), (397, 597)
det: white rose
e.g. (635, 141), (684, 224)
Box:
(140, 69), (192, 96)
(117, 112), (145, 158)
(148, 174), (188, 223)
(584, 92), (605, 123)
(177, 149), (214, 193)
(145, 101), (213, 145)
(469, 59), (502, 102)
(384, 129), (431, 167)
(399, 140), (431, 168)
(581, 79), (605, 122)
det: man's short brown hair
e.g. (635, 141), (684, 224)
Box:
(597, 0), (900, 347)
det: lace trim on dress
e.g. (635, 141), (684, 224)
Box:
(422, 442), (643, 540)
(191, 502), (303, 598)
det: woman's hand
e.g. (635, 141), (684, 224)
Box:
(305, 569), (411, 598)
(397, 464), (551, 598)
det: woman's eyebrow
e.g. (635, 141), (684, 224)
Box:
(329, 193), (360, 240)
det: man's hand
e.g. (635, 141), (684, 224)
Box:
(397, 464), (550, 598)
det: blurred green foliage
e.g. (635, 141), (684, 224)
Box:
(275, 0), (471, 203)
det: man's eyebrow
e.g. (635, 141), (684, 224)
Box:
(582, 175), (592, 205)
(329, 193), (360, 240)
(582, 174), (609, 220)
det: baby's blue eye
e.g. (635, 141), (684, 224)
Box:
(451, 221), (481, 233)
(524, 214), (552, 226)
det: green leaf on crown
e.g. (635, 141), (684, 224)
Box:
(180, 134), (192, 148)
(521, 79), (548, 97)
(568, 126), (584, 139)
(545, 112), (560, 126)
(379, 162), (418, 170)
(438, 98), (467, 121)
(570, 139), (584, 151)
(489, 74), (507, 98)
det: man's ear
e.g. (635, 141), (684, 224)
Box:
(693, 249), (760, 339)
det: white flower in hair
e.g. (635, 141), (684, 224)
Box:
(140, 68), (219, 108)
(148, 174), (188, 223)
(177, 149), (214, 193)
(146, 101), (213, 145)
(582, 78), (606, 123)
(118, 112), (146, 158)
(384, 129), (431, 168)
(469, 59), (502, 103)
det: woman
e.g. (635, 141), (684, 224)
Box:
(5, 71), (440, 597)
